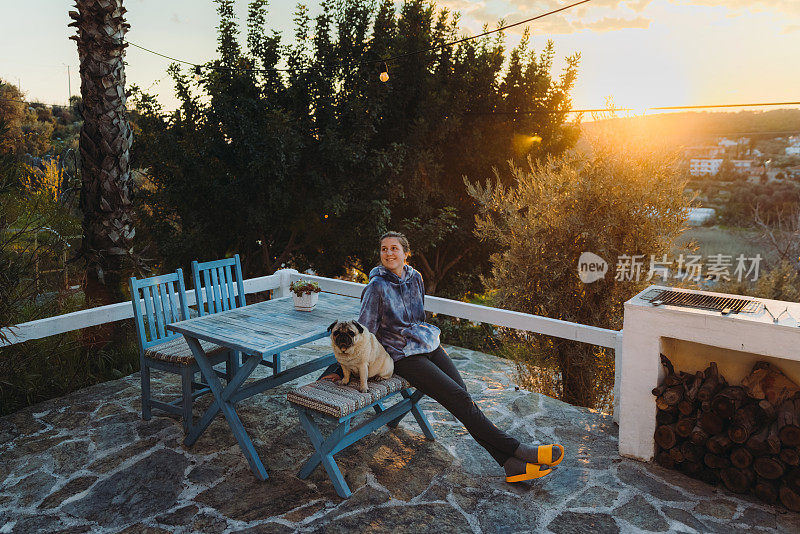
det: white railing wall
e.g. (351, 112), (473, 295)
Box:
(1, 268), (623, 419)
(289, 272), (620, 348)
(290, 272), (624, 421)
(0, 271), (289, 347)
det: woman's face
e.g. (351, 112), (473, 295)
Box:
(380, 237), (408, 275)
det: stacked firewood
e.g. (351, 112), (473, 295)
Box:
(653, 354), (800, 511)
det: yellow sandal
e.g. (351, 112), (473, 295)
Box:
(535, 444), (565, 467)
(505, 463), (552, 483)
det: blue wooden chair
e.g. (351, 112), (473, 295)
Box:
(130, 269), (237, 434)
(191, 254), (281, 376)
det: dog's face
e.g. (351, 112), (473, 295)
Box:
(328, 320), (364, 352)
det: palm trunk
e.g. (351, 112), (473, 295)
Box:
(70, 0), (135, 343)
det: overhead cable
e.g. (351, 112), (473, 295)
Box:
(126, 0), (592, 73)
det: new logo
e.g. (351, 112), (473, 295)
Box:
(578, 252), (608, 283)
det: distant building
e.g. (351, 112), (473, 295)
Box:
(686, 207), (716, 226)
(785, 166), (800, 179)
(689, 158), (755, 177)
(717, 137), (750, 148)
(684, 146), (723, 159)
(689, 158), (722, 176)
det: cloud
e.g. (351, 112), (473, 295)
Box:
(576, 0), (654, 11)
(573, 16), (651, 32)
(502, 13), (652, 34)
(674, 0), (800, 17)
(508, 0), (653, 14)
(783, 24), (800, 33)
(627, 0), (654, 12)
(445, 0), (799, 24)
(439, 0), (485, 11)
(438, 0), (655, 35)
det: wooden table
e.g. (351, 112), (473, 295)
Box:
(166, 292), (360, 479)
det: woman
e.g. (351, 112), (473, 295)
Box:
(323, 231), (563, 482)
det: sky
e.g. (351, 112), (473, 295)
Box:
(2, 0), (799, 114)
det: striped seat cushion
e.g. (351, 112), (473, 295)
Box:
(287, 376), (410, 418)
(144, 336), (228, 365)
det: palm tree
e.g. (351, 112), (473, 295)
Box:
(69, 0), (136, 312)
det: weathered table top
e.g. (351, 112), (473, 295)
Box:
(167, 292), (361, 357)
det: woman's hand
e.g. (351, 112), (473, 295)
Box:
(320, 373), (339, 381)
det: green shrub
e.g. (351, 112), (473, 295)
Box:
(0, 113), (137, 416)
(0, 321), (139, 417)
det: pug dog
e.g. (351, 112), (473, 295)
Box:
(328, 320), (394, 393)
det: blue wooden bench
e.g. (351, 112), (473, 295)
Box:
(287, 376), (436, 498)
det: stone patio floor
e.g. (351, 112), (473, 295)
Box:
(2, 341), (800, 533)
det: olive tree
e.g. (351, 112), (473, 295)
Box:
(467, 142), (690, 407)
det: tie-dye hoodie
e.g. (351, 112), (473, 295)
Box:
(357, 264), (441, 362)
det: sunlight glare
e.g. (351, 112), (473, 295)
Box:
(512, 133), (542, 155)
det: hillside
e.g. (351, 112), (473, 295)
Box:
(580, 108), (800, 148)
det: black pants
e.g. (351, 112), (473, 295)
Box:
(322, 345), (519, 465)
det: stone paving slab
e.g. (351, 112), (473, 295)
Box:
(2, 342), (800, 533)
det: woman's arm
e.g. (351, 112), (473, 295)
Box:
(416, 271), (427, 319)
(358, 281), (382, 334)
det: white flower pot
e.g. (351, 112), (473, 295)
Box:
(293, 292), (319, 311)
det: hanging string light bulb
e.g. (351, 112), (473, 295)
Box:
(379, 62), (389, 83)
(194, 65), (202, 82)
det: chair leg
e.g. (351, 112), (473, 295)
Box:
(181, 367), (194, 435)
(374, 402), (399, 429)
(225, 351), (239, 383)
(411, 402), (436, 440)
(321, 453), (351, 498)
(225, 353), (242, 409)
(386, 411), (406, 428)
(272, 353), (281, 376)
(141, 360), (152, 421)
(401, 389), (435, 440)
(297, 409), (325, 479)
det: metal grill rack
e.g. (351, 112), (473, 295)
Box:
(640, 289), (762, 315)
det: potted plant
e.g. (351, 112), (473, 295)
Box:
(289, 280), (322, 311)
